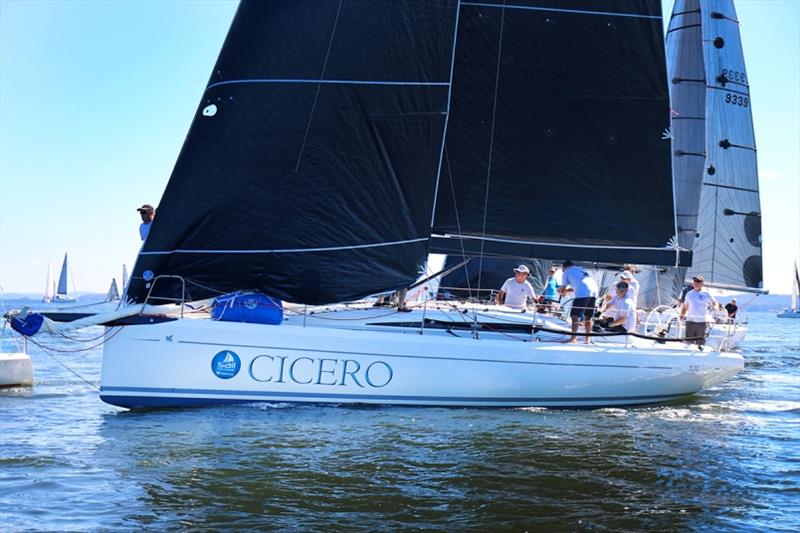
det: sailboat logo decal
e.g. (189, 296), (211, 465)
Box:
(211, 350), (241, 379)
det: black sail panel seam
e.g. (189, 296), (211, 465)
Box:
(707, 85), (750, 96)
(702, 182), (759, 194)
(666, 23), (701, 34)
(460, 2), (661, 19)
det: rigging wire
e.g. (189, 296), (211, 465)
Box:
(477, 0), (507, 293)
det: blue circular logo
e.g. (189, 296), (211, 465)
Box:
(211, 350), (241, 379)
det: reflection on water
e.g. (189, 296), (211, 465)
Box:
(92, 402), (773, 531)
(1, 312), (798, 531)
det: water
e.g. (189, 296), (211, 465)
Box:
(1, 307), (798, 531)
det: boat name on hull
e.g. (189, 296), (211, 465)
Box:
(245, 354), (393, 388)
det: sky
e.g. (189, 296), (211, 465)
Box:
(0, 0), (798, 295)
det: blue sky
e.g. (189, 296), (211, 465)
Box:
(1, 0), (798, 294)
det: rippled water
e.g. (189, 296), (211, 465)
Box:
(1, 310), (798, 531)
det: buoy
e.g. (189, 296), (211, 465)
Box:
(0, 352), (34, 387)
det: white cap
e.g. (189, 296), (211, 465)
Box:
(513, 265), (530, 274)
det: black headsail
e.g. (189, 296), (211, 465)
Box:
(430, 0), (689, 267)
(127, 1), (459, 305)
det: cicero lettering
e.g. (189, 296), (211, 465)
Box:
(248, 355), (393, 388)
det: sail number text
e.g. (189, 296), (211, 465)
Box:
(724, 92), (749, 107)
(721, 68), (747, 84)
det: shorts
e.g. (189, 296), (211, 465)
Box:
(685, 321), (707, 346)
(570, 296), (597, 320)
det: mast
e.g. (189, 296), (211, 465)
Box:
(43, 265), (54, 301)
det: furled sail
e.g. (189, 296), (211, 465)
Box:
(127, 1), (459, 305)
(687, 0), (763, 290)
(430, 0), (688, 267)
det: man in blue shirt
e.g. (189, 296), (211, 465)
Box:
(542, 265), (560, 304)
(559, 260), (599, 344)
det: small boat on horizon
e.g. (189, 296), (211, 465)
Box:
(777, 262), (800, 318)
(42, 253), (77, 304)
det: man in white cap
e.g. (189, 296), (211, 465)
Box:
(495, 265), (537, 309)
(621, 264), (640, 307)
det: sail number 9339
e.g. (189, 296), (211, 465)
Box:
(724, 93), (749, 107)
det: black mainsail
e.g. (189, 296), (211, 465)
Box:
(127, 0), (688, 306)
(430, 0), (687, 266)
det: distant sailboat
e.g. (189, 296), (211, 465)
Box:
(48, 253), (77, 304)
(42, 265), (55, 303)
(777, 263), (800, 318)
(106, 279), (120, 302)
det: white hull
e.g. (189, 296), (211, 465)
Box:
(43, 295), (78, 304)
(777, 309), (800, 318)
(100, 316), (743, 409)
(0, 352), (34, 387)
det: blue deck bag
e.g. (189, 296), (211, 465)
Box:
(211, 292), (283, 325)
(10, 313), (44, 336)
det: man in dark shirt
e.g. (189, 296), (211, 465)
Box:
(725, 299), (738, 319)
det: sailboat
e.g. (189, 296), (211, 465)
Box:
(43, 253), (77, 304)
(42, 265), (55, 303)
(10, 1), (744, 408)
(777, 263), (800, 318)
(106, 279), (120, 302)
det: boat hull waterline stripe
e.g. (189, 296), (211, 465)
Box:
(139, 237), (429, 256)
(461, 2), (661, 20)
(101, 386), (693, 404)
(206, 79), (450, 91)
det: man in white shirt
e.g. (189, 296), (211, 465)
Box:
(496, 265), (536, 309)
(680, 275), (716, 350)
(558, 260), (599, 343)
(620, 266), (639, 307)
(604, 281), (637, 334)
(137, 204), (155, 241)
